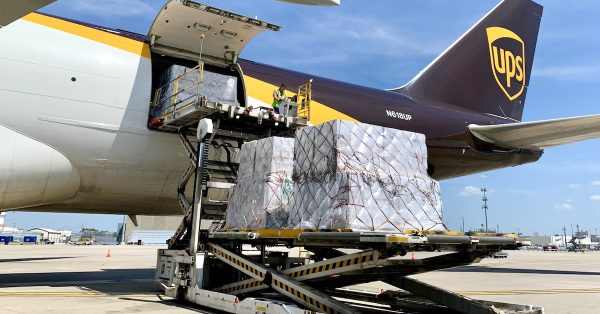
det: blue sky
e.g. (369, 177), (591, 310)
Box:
(6, 0), (600, 236)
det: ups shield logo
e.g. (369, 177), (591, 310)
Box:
(486, 27), (525, 101)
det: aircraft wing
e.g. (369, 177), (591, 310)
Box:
(468, 114), (600, 149)
(0, 0), (55, 27)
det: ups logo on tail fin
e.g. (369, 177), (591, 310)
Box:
(486, 27), (525, 101)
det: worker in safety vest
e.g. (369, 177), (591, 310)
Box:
(270, 84), (288, 120)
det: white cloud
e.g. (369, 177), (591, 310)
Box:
(533, 64), (600, 82)
(569, 183), (581, 189)
(529, 161), (600, 175)
(260, 11), (448, 69)
(554, 199), (574, 210)
(591, 195), (600, 201)
(479, 174), (488, 179)
(458, 186), (481, 197)
(592, 181), (600, 186)
(61, 0), (155, 17)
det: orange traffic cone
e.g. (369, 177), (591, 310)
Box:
(106, 250), (112, 258)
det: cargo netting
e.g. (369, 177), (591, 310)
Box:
(224, 120), (446, 232)
(225, 137), (295, 229)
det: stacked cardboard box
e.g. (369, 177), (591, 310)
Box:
(288, 120), (444, 232)
(225, 137), (295, 229)
(152, 65), (239, 117)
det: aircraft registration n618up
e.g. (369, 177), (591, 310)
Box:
(1, 0), (599, 216)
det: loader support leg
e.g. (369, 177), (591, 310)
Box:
(388, 276), (496, 314)
(207, 242), (360, 314)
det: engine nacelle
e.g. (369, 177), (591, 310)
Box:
(0, 125), (80, 210)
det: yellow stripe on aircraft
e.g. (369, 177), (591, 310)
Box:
(22, 13), (151, 58)
(243, 75), (357, 125)
(22, 12), (359, 124)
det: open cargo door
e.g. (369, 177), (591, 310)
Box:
(1, 0), (55, 27)
(148, 0), (279, 66)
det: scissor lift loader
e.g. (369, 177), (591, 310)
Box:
(155, 117), (543, 314)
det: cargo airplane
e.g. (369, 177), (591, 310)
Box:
(1, 0), (599, 216)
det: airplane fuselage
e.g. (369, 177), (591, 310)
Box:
(0, 13), (541, 215)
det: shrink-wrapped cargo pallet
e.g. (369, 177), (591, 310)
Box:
(152, 65), (239, 117)
(225, 137), (295, 229)
(288, 120), (445, 232)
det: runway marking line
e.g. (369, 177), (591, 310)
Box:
(460, 287), (600, 296)
(0, 291), (159, 298)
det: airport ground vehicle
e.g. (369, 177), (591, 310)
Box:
(155, 114), (542, 313)
(73, 236), (94, 246)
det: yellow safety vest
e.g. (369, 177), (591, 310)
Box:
(272, 89), (286, 108)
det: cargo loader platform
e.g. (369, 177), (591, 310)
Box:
(155, 116), (543, 314)
(149, 60), (311, 134)
(151, 75), (310, 133)
(159, 225), (541, 314)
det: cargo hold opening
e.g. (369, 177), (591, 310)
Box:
(150, 54), (246, 107)
(144, 0), (279, 129)
(147, 53), (247, 128)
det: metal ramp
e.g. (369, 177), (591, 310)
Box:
(567, 235), (585, 252)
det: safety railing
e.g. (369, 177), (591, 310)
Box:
(296, 80), (312, 121)
(151, 63), (205, 120)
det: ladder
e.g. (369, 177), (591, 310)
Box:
(296, 80), (312, 121)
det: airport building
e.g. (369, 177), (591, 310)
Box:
(70, 228), (118, 245)
(29, 228), (71, 244)
(527, 233), (598, 249)
(0, 213), (24, 234)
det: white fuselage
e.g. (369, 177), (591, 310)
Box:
(0, 16), (185, 215)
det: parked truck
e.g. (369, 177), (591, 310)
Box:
(73, 236), (94, 245)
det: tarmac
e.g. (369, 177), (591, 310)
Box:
(0, 245), (599, 314)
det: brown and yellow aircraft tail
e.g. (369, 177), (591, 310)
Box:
(396, 0), (543, 122)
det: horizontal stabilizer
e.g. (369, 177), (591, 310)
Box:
(469, 114), (600, 149)
(0, 0), (55, 27)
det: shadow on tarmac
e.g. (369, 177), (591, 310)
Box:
(441, 266), (600, 276)
(0, 256), (76, 263)
(0, 268), (159, 294)
(118, 297), (216, 313)
(0, 268), (224, 312)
